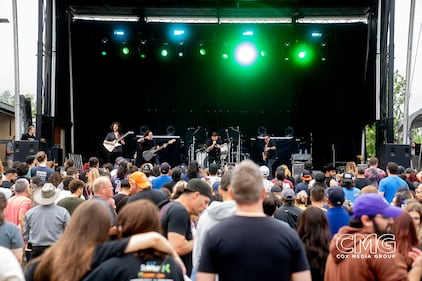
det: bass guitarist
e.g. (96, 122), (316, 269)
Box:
(135, 130), (158, 166)
(103, 121), (125, 165)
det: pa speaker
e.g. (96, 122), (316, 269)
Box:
(378, 144), (411, 170)
(14, 141), (40, 162)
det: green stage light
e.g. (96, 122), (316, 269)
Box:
(292, 42), (315, 66)
(199, 48), (206, 56)
(160, 42), (169, 57)
(122, 46), (130, 55)
(234, 42), (258, 66)
(100, 37), (109, 56)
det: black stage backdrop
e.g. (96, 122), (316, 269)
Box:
(54, 20), (375, 169)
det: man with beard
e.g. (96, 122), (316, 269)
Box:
(325, 193), (422, 281)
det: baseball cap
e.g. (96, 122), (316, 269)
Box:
(352, 193), (403, 219)
(302, 170), (312, 181)
(160, 162), (171, 174)
(129, 171), (151, 189)
(327, 187), (345, 206)
(281, 188), (295, 201)
(185, 178), (212, 199)
(342, 172), (353, 183)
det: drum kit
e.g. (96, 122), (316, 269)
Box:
(188, 126), (242, 169)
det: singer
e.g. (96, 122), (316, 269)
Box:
(206, 131), (224, 168)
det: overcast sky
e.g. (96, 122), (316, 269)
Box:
(0, 1), (421, 114)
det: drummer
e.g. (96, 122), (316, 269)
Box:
(206, 131), (225, 168)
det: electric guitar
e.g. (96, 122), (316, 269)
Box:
(142, 139), (176, 161)
(103, 131), (134, 152)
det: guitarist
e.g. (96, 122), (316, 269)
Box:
(136, 130), (158, 166)
(103, 121), (125, 165)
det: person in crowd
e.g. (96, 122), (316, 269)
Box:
(341, 172), (360, 204)
(192, 172), (235, 281)
(259, 165), (273, 192)
(56, 178), (86, 215)
(4, 178), (32, 232)
(82, 199), (185, 281)
(295, 189), (309, 210)
(310, 185), (327, 212)
(79, 156), (105, 183)
(30, 151), (54, 182)
(197, 159), (311, 281)
(0, 192), (24, 263)
(5, 136), (15, 169)
(0, 168), (18, 188)
(24, 200), (184, 281)
(344, 161), (358, 177)
(205, 163), (221, 190)
(364, 156), (386, 188)
(405, 201), (422, 244)
(24, 183), (70, 259)
(325, 187), (350, 237)
(322, 164), (338, 187)
(295, 170), (312, 194)
(0, 246), (25, 281)
(378, 161), (409, 203)
(160, 178), (212, 277)
(112, 179), (130, 214)
(392, 187), (414, 208)
(354, 166), (371, 189)
(324, 193), (422, 280)
(392, 210), (420, 270)
(127, 171), (168, 206)
(90, 176), (118, 227)
(181, 160), (204, 181)
(206, 132), (225, 168)
(162, 166), (183, 194)
(297, 206), (331, 281)
(272, 165), (294, 190)
(274, 188), (303, 229)
(151, 162), (172, 190)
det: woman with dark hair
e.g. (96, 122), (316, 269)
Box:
(24, 200), (183, 281)
(392, 210), (420, 270)
(82, 199), (185, 281)
(297, 206), (331, 281)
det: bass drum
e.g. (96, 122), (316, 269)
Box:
(220, 143), (228, 155)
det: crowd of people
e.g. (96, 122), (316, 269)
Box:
(2, 149), (422, 280)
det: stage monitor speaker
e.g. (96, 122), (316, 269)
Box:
(378, 144), (411, 170)
(14, 140), (40, 162)
(50, 146), (63, 166)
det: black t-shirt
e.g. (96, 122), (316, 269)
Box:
(127, 189), (168, 207)
(159, 201), (193, 276)
(206, 137), (223, 160)
(198, 215), (310, 281)
(82, 254), (184, 281)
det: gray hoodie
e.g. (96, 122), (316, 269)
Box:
(192, 200), (237, 271)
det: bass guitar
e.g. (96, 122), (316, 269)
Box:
(142, 139), (176, 161)
(103, 131), (134, 152)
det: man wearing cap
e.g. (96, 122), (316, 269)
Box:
(325, 193), (422, 280)
(160, 178), (212, 277)
(326, 187), (351, 237)
(322, 164), (338, 187)
(259, 165), (273, 192)
(151, 162), (172, 190)
(341, 172), (360, 204)
(206, 132), (224, 168)
(295, 170), (313, 194)
(127, 171), (168, 206)
(274, 188), (303, 229)
(197, 160), (310, 281)
(23, 183), (70, 259)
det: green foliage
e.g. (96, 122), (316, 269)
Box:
(366, 123), (376, 158)
(393, 71), (406, 140)
(0, 90), (36, 117)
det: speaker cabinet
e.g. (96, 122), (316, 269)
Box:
(14, 141), (40, 162)
(378, 144), (411, 170)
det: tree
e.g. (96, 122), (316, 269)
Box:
(0, 90), (36, 116)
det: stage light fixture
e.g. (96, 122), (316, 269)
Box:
(100, 37), (109, 56)
(121, 42), (130, 55)
(282, 42), (290, 61)
(138, 40), (148, 59)
(160, 42), (169, 57)
(177, 42), (184, 57)
(320, 42), (328, 61)
(198, 42), (206, 56)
